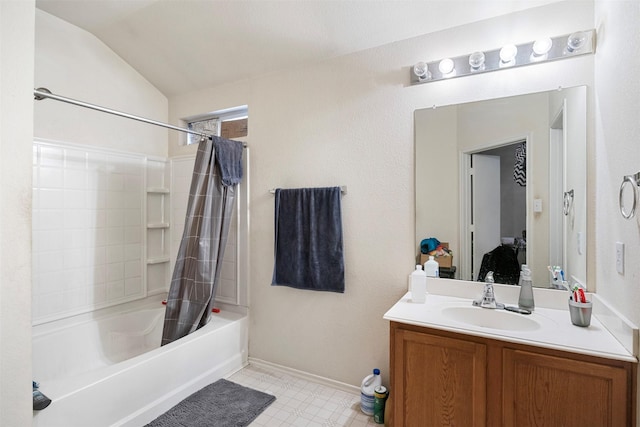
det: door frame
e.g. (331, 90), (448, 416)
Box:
(458, 134), (532, 281)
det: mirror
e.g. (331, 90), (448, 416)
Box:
(415, 86), (587, 288)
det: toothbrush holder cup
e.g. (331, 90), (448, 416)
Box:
(568, 298), (592, 327)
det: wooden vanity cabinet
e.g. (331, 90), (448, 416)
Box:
(389, 321), (636, 427)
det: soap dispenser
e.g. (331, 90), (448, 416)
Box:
(518, 265), (535, 311)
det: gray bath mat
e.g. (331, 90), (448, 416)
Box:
(146, 378), (275, 427)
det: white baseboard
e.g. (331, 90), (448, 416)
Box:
(247, 357), (360, 395)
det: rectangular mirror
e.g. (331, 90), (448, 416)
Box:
(415, 86), (587, 289)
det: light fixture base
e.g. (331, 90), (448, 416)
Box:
(410, 29), (595, 85)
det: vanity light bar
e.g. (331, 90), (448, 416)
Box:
(410, 29), (596, 85)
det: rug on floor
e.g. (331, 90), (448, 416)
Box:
(146, 378), (276, 427)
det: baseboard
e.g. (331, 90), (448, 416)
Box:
(247, 357), (360, 395)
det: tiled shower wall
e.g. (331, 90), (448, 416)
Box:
(33, 141), (147, 323)
(32, 140), (240, 325)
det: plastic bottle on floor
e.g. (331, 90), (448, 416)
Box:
(360, 368), (382, 415)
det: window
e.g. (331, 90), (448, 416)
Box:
(182, 106), (248, 146)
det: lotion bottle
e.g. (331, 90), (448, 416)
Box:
(424, 255), (439, 278)
(410, 265), (427, 303)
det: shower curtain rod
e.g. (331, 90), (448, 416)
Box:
(34, 87), (245, 145)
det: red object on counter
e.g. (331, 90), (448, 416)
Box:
(577, 288), (587, 303)
(212, 308), (220, 313)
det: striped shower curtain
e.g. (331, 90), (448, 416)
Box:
(161, 136), (241, 345)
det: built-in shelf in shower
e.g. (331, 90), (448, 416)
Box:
(147, 256), (171, 265)
(146, 159), (171, 295)
(147, 223), (170, 229)
(147, 187), (170, 193)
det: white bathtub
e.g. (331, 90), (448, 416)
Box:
(32, 297), (248, 427)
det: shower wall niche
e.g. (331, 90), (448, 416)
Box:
(146, 159), (171, 296)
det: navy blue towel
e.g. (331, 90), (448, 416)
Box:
(272, 187), (345, 293)
(211, 135), (243, 186)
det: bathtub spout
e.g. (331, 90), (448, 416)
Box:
(33, 381), (52, 410)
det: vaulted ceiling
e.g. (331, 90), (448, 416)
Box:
(36, 0), (561, 97)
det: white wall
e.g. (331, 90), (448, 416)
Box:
(169, 1), (595, 387)
(594, 2), (640, 332)
(0, 1), (35, 426)
(34, 10), (169, 157)
(592, 2), (640, 422)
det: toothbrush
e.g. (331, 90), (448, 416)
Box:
(572, 284), (587, 303)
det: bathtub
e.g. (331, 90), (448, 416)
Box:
(32, 296), (248, 427)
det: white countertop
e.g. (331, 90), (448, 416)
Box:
(384, 279), (638, 363)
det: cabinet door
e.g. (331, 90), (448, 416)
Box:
(503, 349), (630, 426)
(393, 328), (487, 427)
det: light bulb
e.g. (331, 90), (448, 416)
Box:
(468, 51), (485, 71)
(499, 44), (518, 67)
(413, 61), (431, 81)
(438, 58), (455, 76)
(530, 37), (552, 62)
(567, 31), (587, 52)
(533, 37), (553, 55)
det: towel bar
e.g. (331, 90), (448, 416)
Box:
(269, 186), (347, 195)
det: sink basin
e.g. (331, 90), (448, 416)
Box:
(441, 306), (541, 331)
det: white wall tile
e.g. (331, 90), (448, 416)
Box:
(106, 263), (124, 282)
(38, 251), (63, 273)
(90, 246), (106, 267)
(124, 260), (141, 278)
(124, 243), (141, 261)
(64, 149), (87, 169)
(65, 268), (87, 289)
(63, 248), (87, 269)
(62, 229), (88, 249)
(33, 141), (149, 323)
(90, 284), (107, 305)
(106, 281), (125, 300)
(124, 174), (143, 192)
(63, 189), (87, 209)
(40, 146), (64, 167)
(64, 169), (87, 189)
(124, 209), (141, 226)
(35, 230), (63, 252)
(124, 226), (141, 244)
(39, 167), (64, 188)
(39, 188), (63, 209)
(106, 227), (124, 246)
(125, 277), (142, 296)
(91, 265), (106, 285)
(106, 209), (124, 228)
(106, 245), (124, 264)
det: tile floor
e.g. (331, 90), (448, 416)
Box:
(227, 363), (383, 427)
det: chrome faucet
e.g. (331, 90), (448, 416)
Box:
(473, 271), (504, 309)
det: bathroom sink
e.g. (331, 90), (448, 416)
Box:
(441, 306), (541, 331)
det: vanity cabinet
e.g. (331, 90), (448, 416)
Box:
(389, 321), (636, 427)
